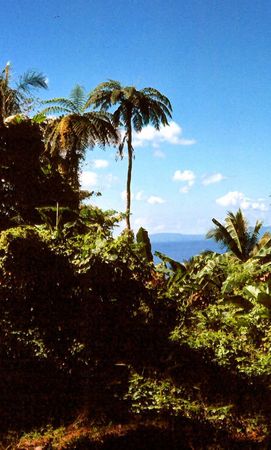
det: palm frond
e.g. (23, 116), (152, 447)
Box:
(207, 218), (243, 259)
(207, 209), (263, 261)
(248, 220), (262, 252)
(225, 213), (243, 255)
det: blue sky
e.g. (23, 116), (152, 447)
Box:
(2, 0), (271, 233)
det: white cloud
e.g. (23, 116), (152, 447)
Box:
(133, 121), (196, 148)
(180, 185), (190, 194)
(81, 170), (119, 190)
(216, 191), (244, 207)
(153, 149), (166, 158)
(80, 171), (98, 187)
(173, 169), (195, 186)
(121, 190), (128, 201)
(173, 170), (196, 194)
(92, 159), (109, 169)
(121, 191), (164, 204)
(216, 191), (268, 212)
(134, 217), (149, 227)
(147, 195), (165, 205)
(152, 223), (166, 232)
(250, 202), (268, 212)
(202, 173), (225, 186)
(121, 190), (144, 201)
(133, 218), (166, 234)
(135, 191), (144, 201)
(104, 173), (119, 187)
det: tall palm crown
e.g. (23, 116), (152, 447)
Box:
(206, 209), (262, 261)
(41, 85), (119, 193)
(88, 80), (172, 229)
(0, 62), (47, 123)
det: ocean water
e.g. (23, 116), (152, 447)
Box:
(151, 240), (224, 263)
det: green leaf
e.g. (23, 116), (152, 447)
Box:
(154, 251), (186, 273)
(243, 285), (261, 299)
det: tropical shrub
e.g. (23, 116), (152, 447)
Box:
(0, 217), (159, 429)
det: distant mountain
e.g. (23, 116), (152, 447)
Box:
(150, 233), (205, 243)
(150, 233), (223, 262)
(151, 226), (271, 243)
(150, 227), (271, 263)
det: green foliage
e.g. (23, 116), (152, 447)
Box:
(2, 211), (271, 446)
(126, 371), (235, 426)
(0, 216), (157, 430)
(2, 73), (271, 447)
(121, 245), (271, 444)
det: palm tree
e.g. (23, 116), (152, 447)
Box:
(206, 209), (262, 261)
(88, 81), (172, 230)
(0, 62), (47, 123)
(41, 85), (119, 194)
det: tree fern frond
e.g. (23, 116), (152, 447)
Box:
(132, 111), (143, 131)
(17, 71), (48, 92)
(118, 132), (127, 159)
(41, 105), (72, 115)
(140, 87), (173, 111)
(42, 97), (77, 113)
(94, 80), (121, 91)
(70, 85), (87, 113)
(110, 89), (123, 104)
(112, 106), (123, 128)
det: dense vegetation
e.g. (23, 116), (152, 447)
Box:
(1, 66), (271, 448)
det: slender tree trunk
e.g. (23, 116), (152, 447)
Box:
(64, 135), (80, 209)
(126, 123), (132, 230)
(0, 85), (5, 126)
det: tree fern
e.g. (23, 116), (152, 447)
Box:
(41, 85), (118, 195)
(88, 80), (172, 229)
